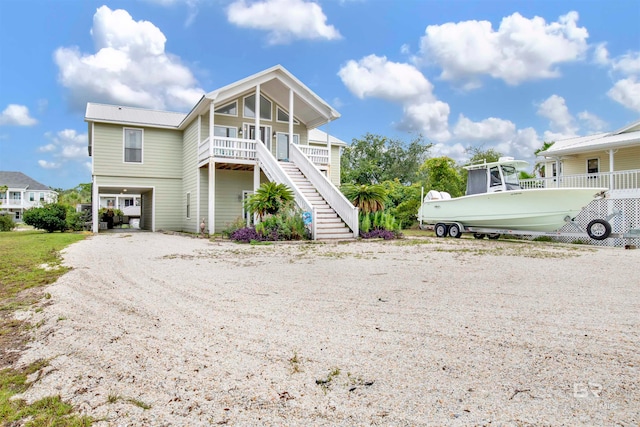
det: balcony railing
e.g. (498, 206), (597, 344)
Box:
(520, 169), (640, 192)
(0, 199), (47, 209)
(198, 136), (329, 166)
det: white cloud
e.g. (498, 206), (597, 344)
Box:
(227, 0), (341, 45)
(338, 55), (451, 141)
(537, 94), (578, 140)
(38, 160), (61, 169)
(593, 43), (610, 65)
(142, 0), (200, 27)
(449, 115), (541, 163)
(54, 6), (204, 111)
(419, 11), (589, 87)
(0, 104), (37, 126)
(338, 55), (433, 102)
(37, 129), (89, 173)
(577, 111), (606, 132)
(608, 77), (640, 112)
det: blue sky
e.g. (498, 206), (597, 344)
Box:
(1, 0), (638, 189)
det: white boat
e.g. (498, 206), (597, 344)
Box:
(418, 157), (609, 238)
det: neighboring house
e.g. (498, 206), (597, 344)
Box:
(98, 193), (141, 217)
(0, 171), (58, 222)
(523, 119), (640, 198)
(521, 119), (640, 246)
(85, 65), (358, 239)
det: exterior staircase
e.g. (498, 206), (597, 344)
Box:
(279, 161), (354, 240)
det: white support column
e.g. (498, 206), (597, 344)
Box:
(254, 84), (260, 143)
(208, 159), (215, 234)
(92, 177), (99, 232)
(288, 88), (294, 148)
(555, 159), (561, 187)
(609, 149), (615, 190)
(253, 163), (261, 224)
(209, 101), (215, 157)
(196, 114), (202, 233)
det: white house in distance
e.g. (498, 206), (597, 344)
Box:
(85, 65), (357, 239)
(0, 171), (58, 221)
(520, 119), (640, 245)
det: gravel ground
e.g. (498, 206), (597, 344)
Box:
(16, 232), (640, 426)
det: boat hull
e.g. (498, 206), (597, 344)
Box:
(418, 188), (607, 232)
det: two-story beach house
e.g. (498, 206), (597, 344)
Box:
(521, 119), (640, 245)
(85, 65), (358, 239)
(0, 171), (58, 222)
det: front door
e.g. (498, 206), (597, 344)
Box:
(246, 125), (272, 151)
(276, 133), (288, 161)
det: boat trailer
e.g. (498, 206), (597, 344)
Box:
(420, 210), (639, 242)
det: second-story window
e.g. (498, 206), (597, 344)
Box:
(243, 94), (272, 120)
(124, 128), (143, 163)
(587, 158), (599, 174)
(29, 193), (35, 202)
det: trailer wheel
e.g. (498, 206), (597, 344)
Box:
(435, 223), (448, 238)
(448, 224), (462, 238)
(586, 219), (612, 240)
(473, 233), (486, 239)
(488, 233), (501, 240)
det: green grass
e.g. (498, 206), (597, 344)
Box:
(0, 231), (86, 301)
(0, 230), (91, 426)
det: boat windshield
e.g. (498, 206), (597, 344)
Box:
(501, 165), (521, 190)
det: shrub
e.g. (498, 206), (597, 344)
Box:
(23, 203), (68, 233)
(229, 227), (263, 243)
(358, 211), (402, 239)
(245, 182), (294, 220)
(390, 198), (421, 229)
(0, 213), (15, 232)
(222, 217), (247, 238)
(65, 206), (91, 231)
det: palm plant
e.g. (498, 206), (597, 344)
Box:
(245, 182), (294, 220)
(341, 183), (387, 214)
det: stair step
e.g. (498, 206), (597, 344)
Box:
(316, 233), (355, 240)
(317, 217), (343, 224)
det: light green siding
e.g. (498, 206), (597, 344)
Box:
(93, 123), (182, 179)
(199, 167), (209, 229)
(562, 146), (640, 175)
(182, 119), (199, 232)
(330, 145), (341, 186)
(214, 169), (254, 232)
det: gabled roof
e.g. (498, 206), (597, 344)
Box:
(85, 103), (188, 128)
(0, 171), (54, 191)
(180, 65), (340, 130)
(540, 118), (640, 157)
(308, 128), (347, 146)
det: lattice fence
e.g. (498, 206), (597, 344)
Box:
(554, 197), (640, 247)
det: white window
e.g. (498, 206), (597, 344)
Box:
(186, 192), (191, 219)
(214, 126), (238, 138)
(276, 107), (299, 124)
(243, 94), (272, 120)
(124, 128), (143, 163)
(587, 158), (599, 174)
(29, 192), (35, 202)
(39, 192), (44, 201)
(215, 101), (238, 116)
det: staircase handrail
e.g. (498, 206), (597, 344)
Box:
(290, 143), (359, 238)
(255, 141), (317, 239)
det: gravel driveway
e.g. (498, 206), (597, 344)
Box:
(18, 232), (640, 426)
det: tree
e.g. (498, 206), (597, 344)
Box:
(57, 183), (92, 206)
(418, 157), (465, 197)
(341, 133), (431, 185)
(534, 141), (555, 177)
(341, 183), (387, 214)
(244, 182), (294, 220)
(465, 146), (502, 165)
(23, 203), (68, 232)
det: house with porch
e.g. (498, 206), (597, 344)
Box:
(85, 65), (357, 239)
(0, 171), (57, 222)
(520, 119), (640, 245)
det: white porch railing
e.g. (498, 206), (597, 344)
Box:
(198, 136), (329, 167)
(520, 169), (640, 191)
(255, 141), (317, 239)
(298, 145), (329, 165)
(290, 143), (359, 238)
(198, 137), (257, 163)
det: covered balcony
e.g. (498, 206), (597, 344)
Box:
(520, 169), (640, 196)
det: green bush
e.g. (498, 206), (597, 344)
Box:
(23, 203), (68, 233)
(390, 198), (421, 229)
(65, 207), (90, 232)
(222, 217), (248, 238)
(255, 207), (309, 240)
(0, 213), (15, 232)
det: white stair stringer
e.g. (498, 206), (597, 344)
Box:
(279, 162), (355, 240)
